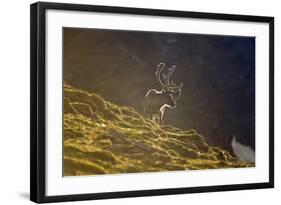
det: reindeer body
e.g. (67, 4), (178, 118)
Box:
(143, 63), (183, 125)
(144, 89), (176, 125)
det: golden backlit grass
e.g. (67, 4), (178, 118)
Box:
(63, 83), (253, 176)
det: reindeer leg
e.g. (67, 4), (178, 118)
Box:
(150, 114), (155, 122)
(160, 111), (165, 126)
(151, 114), (157, 124)
(159, 106), (166, 126)
(153, 114), (161, 125)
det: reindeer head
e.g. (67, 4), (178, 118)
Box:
(155, 63), (183, 106)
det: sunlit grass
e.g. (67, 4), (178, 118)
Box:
(63, 83), (254, 176)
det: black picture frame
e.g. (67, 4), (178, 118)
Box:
(30, 1), (274, 203)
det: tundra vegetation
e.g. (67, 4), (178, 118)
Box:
(64, 83), (253, 176)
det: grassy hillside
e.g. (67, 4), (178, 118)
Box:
(63, 83), (253, 176)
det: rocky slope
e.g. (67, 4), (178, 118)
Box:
(63, 83), (253, 176)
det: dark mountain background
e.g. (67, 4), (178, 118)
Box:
(63, 27), (255, 153)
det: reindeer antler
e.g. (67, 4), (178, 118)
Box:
(155, 63), (167, 89)
(155, 63), (183, 92)
(167, 82), (183, 91)
(163, 65), (176, 86)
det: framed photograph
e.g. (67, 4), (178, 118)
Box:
(30, 1), (274, 203)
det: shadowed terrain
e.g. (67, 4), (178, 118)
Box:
(63, 83), (253, 176)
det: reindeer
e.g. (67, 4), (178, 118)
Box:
(144, 63), (183, 125)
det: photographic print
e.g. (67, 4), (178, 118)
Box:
(63, 28), (255, 176)
(31, 2), (274, 202)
